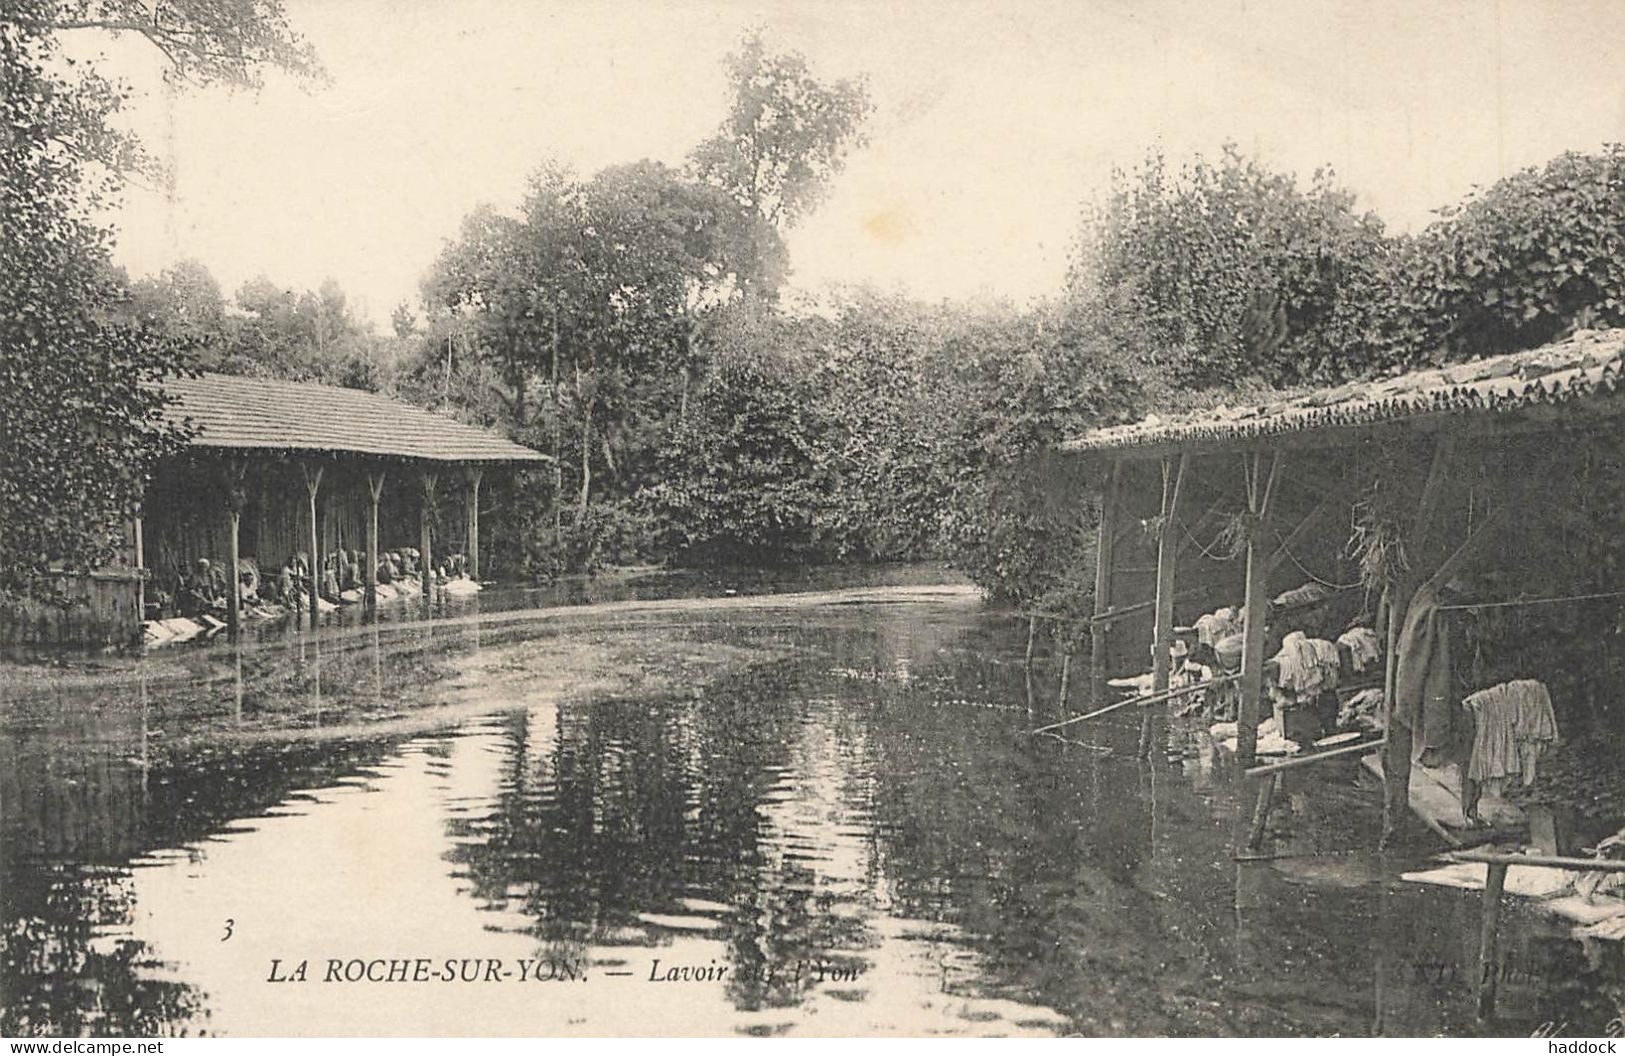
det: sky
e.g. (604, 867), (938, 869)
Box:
(98, 0), (1625, 328)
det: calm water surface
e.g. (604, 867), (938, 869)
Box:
(3, 581), (1622, 1036)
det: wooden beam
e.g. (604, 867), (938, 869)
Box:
(1382, 434), (1459, 845)
(223, 460), (247, 641)
(1378, 585), (1407, 847)
(420, 470), (438, 605)
(1246, 773), (1282, 851)
(133, 516), (145, 620)
(1150, 453), (1189, 695)
(1413, 435), (1459, 557)
(1091, 460), (1122, 679)
(1237, 450), (1282, 766)
(1144, 453), (1190, 761)
(1174, 494), (1233, 561)
(365, 470), (385, 613)
(1243, 736), (1386, 778)
(1477, 861), (1508, 1019)
(1448, 850), (1625, 872)
(1265, 492), (1343, 577)
(302, 463), (324, 625)
(465, 466), (484, 581)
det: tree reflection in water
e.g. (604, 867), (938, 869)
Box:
(5, 594), (1625, 1036)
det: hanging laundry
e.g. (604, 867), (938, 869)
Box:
(1463, 678), (1559, 786)
(1463, 684), (1521, 784)
(1195, 606), (1241, 647)
(1337, 626), (1382, 673)
(1338, 687), (1386, 731)
(1274, 581), (1336, 610)
(1393, 580), (1461, 764)
(1508, 678), (1558, 785)
(1267, 631), (1341, 711)
(1307, 638), (1341, 686)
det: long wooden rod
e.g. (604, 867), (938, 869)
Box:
(1243, 736), (1385, 778)
(1030, 673), (1239, 735)
(1444, 850), (1625, 873)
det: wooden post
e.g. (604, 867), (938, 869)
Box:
(1237, 450), (1281, 767)
(465, 466), (484, 581)
(223, 460), (247, 641)
(1378, 584), (1408, 845)
(420, 470), (437, 604)
(365, 470), (385, 612)
(1246, 773), (1282, 852)
(302, 463), (324, 625)
(132, 516), (145, 620)
(226, 507), (242, 637)
(1091, 460), (1122, 681)
(1477, 861), (1508, 1019)
(1151, 453), (1189, 695)
(1381, 435), (1457, 846)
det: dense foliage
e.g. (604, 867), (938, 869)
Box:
(1374, 146), (1625, 372)
(395, 136), (1625, 606)
(1072, 145), (1394, 388)
(18, 3), (1625, 623)
(0, 2), (316, 595)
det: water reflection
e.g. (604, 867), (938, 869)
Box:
(3, 589), (1623, 1036)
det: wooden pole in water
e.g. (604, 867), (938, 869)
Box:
(1237, 450), (1281, 768)
(365, 469), (385, 613)
(1144, 453), (1189, 760)
(1091, 460), (1122, 681)
(1477, 860), (1508, 1019)
(1378, 584), (1407, 846)
(1245, 773), (1282, 852)
(1031, 674), (1237, 734)
(464, 466), (483, 581)
(226, 508), (241, 638)
(302, 462), (324, 627)
(223, 459), (246, 641)
(1151, 453), (1189, 695)
(420, 470), (437, 605)
(133, 515), (145, 620)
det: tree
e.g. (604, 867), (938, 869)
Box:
(1071, 145), (1392, 388)
(390, 301), (417, 340)
(689, 29), (872, 296)
(423, 159), (751, 570)
(0, 1), (318, 593)
(127, 258), (229, 361)
(7, 1), (319, 88)
(1373, 146), (1625, 373)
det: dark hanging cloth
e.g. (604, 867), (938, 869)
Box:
(1394, 579), (1482, 818)
(1393, 580), (1460, 764)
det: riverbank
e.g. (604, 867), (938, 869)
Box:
(9, 580), (1621, 1037)
(1, 583), (982, 759)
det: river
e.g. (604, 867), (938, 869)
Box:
(2, 574), (1621, 1036)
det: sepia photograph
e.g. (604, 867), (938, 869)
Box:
(5, 0), (1625, 1042)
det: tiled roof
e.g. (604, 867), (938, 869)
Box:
(1060, 329), (1625, 455)
(158, 373), (550, 464)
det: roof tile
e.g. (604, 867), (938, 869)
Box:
(158, 373), (549, 465)
(1060, 329), (1625, 454)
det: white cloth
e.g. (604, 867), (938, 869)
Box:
(1338, 627), (1382, 673)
